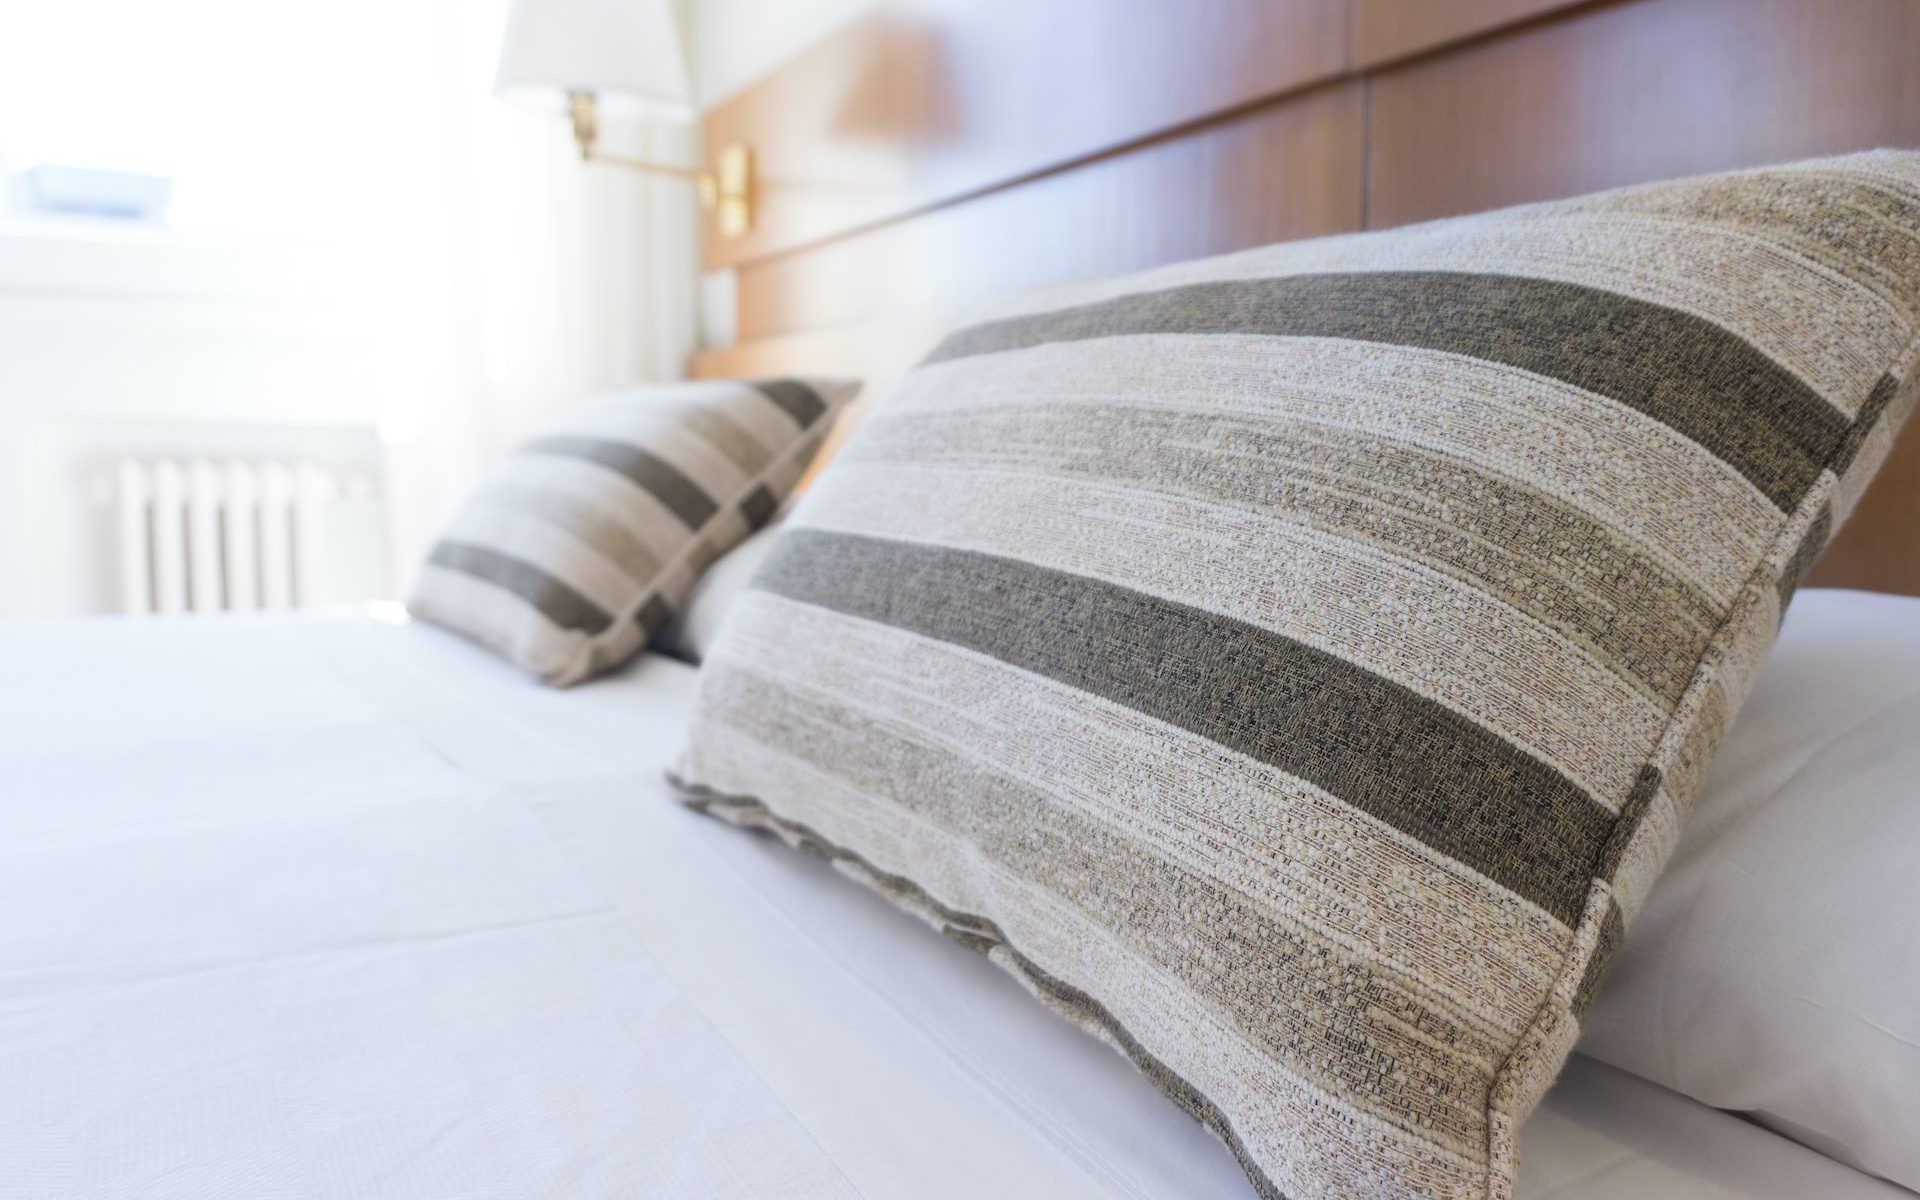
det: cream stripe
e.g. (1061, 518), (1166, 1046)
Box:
(491, 453), (691, 566)
(672, 404), (773, 474)
(715, 590), (1572, 1037)
(1611, 783), (1682, 923)
(630, 421), (752, 507)
(541, 400), (758, 501)
(409, 563), (583, 678)
(463, 484), (663, 582)
(684, 720), (1495, 1185)
(870, 334), (1777, 604)
(798, 463), (1664, 805)
(975, 211), (1903, 410)
(441, 504), (642, 616)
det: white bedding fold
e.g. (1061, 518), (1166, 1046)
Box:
(0, 610), (1904, 1199)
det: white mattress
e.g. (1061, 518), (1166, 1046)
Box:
(0, 608), (1905, 1199)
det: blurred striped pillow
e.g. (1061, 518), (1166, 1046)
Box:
(672, 152), (1920, 1199)
(412, 377), (856, 684)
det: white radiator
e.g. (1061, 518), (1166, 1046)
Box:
(113, 458), (348, 615)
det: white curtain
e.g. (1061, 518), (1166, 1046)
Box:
(384, 0), (703, 581)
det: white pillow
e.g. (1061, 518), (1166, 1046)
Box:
(1579, 587), (1920, 1190)
(654, 521), (784, 664)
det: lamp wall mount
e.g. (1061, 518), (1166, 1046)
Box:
(566, 91), (752, 238)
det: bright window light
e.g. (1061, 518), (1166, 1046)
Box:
(0, 0), (508, 243)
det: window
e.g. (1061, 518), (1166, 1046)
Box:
(0, 0), (504, 244)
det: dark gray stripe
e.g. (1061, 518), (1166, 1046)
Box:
(1572, 899), (1626, 1018)
(739, 483), (780, 530)
(524, 435), (718, 530)
(749, 378), (829, 428)
(925, 271), (1849, 510)
(754, 529), (1614, 924)
(1778, 505), (1833, 615)
(427, 540), (612, 634)
(635, 592), (675, 641)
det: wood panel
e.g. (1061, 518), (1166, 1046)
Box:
(733, 82), (1364, 342)
(1807, 421), (1920, 597)
(698, 0), (1347, 269)
(1367, 0), (1920, 228)
(690, 317), (940, 396)
(692, 0), (1920, 596)
(1351, 0), (1585, 68)
(691, 315), (950, 486)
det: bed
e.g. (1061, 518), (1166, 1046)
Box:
(10, 2), (1920, 1195)
(0, 598), (1908, 1199)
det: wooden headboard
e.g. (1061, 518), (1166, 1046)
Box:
(689, 0), (1920, 595)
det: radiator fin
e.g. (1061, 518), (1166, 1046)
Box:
(113, 458), (336, 615)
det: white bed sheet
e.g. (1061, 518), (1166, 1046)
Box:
(0, 609), (1905, 1199)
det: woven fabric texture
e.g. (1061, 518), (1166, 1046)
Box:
(671, 152), (1920, 1198)
(412, 377), (855, 685)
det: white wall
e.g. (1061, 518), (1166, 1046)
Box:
(0, 0), (701, 620)
(0, 226), (413, 619)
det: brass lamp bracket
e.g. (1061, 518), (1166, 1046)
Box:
(566, 91), (753, 238)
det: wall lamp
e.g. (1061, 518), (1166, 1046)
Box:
(495, 0), (754, 238)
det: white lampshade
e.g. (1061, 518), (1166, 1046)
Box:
(494, 0), (692, 119)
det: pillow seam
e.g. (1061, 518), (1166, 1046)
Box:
(1479, 352), (1920, 1197)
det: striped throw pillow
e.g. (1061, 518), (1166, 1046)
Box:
(671, 151), (1920, 1199)
(411, 377), (856, 685)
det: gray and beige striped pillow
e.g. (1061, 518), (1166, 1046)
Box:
(411, 377), (855, 685)
(672, 151), (1920, 1199)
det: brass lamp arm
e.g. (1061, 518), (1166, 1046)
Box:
(580, 154), (703, 182)
(581, 152), (719, 207)
(566, 90), (752, 236)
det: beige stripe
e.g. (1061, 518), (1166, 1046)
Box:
(762, 423), (831, 495)
(974, 210), (1904, 410)
(634, 422), (752, 508)
(1610, 782), (1682, 923)
(670, 403), (775, 475)
(870, 334), (1777, 605)
(1569, 158), (1920, 349)
(1637, 494), (1809, 847)
(491, 453), (692, 566)
(713, 591), (1573, 1036)
(409, 563), (588, 679)
(464, 483), (664, 583)
(540, 402), (754, 504)
(847, 402), (1720, 704)
(702, 675), (1510, 1082)
(798, 463), (1664, 804)
(442, 504), (643, 617)
(683, 718), (1495, 1184)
